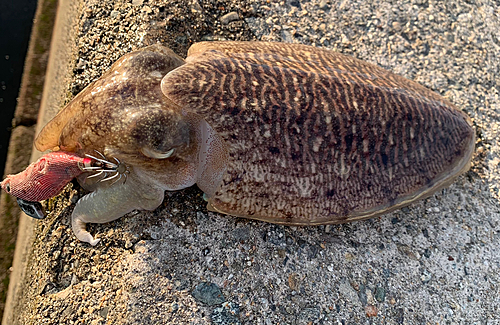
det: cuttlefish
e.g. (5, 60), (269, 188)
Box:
(1, 42), (475, 245)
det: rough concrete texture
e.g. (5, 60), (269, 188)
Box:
(1, 0), (82, 323)
(0, 126), (36, 317)
(3, 0), (500, 324)
(0, 0), (57, 319)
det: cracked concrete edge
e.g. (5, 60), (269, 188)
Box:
(1, 0), (83, 323)
(0, 0), (58, 320)
(0, 126), (35, 320)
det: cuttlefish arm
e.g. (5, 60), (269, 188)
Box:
(72, 169), (165, 246)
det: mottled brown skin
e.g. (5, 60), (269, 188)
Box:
(163, 42), (474, 224)
(33, 42), (474, 245)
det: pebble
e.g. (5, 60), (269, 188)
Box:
(220, 12), (239, 25)
(374, 286), (386, 302)
(365, 305), (378, 317)
(191, 282), (226, 306)
(421, 270), (433, 284)
(191, 0), (202, 13)
(319, 0), (330, 10)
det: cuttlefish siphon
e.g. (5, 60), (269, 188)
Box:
(1, 42), (475, 245)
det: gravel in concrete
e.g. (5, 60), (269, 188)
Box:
(4, 0), (500, 324)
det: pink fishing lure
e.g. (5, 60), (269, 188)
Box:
(1, 151), (91, 202)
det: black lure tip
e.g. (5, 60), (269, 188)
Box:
(16, 198), (46, 219)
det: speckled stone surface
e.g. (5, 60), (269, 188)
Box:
(3, 0), (499, 324)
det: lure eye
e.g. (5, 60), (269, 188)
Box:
(37, 158), (47, 172)
(5, 182), (10, 193)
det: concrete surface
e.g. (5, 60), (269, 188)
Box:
(0, 0), (56, 320)
(3, 0), (499, 324)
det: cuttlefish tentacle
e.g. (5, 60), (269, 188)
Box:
(82, 152), (119, 170)
(72, 170), (164, 246)
(80, 151), (130, 185)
